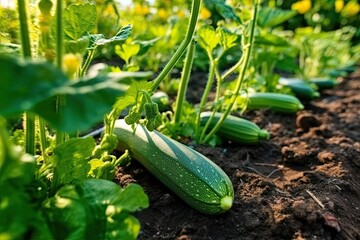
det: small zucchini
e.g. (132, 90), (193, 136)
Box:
(246, 92), (304, 114)
(279, 77), (320, 100)
(200, 112), (269, 144)
(114, 119), (234, 215)
(309, 78), (338, 90)
(151, 91), (170, 112)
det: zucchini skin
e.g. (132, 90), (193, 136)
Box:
(309, 78), (338, 90)
(200, 112), (269, 144)
(113, 119), (234, 215)
(246, 92), (304, 113)
(279, 78), (320, 100)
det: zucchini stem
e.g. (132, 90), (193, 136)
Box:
(173, 39), (197, 123)
(150, 0), (201, 92)
(202, 0), (259, 144)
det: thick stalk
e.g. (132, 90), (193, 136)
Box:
(202, 1), (259, 144)
(55, 0), (66, 145)
(38, 117), (48, 163)
(18, 0), (35, 154)
(173, 40), (196, 123)
(150, 0), (201, 92)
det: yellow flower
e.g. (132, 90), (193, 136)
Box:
(134, 4), (150, 16)
(63, 53), (82, 78)
(200, 7), (212, 19)
(341, 1), (360, 17)
(335, 0), (344, 12)
(291, 0), (312, 14)
(157, 8), (168, 21)
(177, 9), (185, 18)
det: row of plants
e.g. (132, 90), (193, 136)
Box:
(0, 0), (358, 239)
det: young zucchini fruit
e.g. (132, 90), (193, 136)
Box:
(279, 77), (320, 100)
(309, 78), (338, 90)
(246, 92), (304, 114)
(200, 112), (270, 144)
(113, 119), (234, 215)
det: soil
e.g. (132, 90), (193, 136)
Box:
(116, 68), (360, 240)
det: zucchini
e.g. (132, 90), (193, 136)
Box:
(200, 112), (269, 144)
(151, 91), (170, 112)
(113, 119), (234, 215)
(309, 78), (338, 90)
(246, 92), (304, 114)
(279, 77), (320, 100)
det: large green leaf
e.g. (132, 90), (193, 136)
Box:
(0, 55), (67, 116)
(32, 76), (129, 132)
(257, 7), (297, 28)
(0, 55), (151, 132)
(44, 179), (148, 240)
(63, 3), (97, 40)
(53, 137), (95, 187)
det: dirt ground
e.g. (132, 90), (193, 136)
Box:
(116, 68), (360, 240)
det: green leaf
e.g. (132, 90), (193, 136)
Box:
(257, 7), (297, 28)
(113, 183), (150, 212)
(113, 80), (153, 113)
(217, 27), (239, 51)
(63, 3), (97, 40)
(44, 179), (148, 240)
(115, 43), (140, 63)
(91, 25), (133, 48)
(53, 137), (94, 186)
(0, 55), (67, 116)
(255, 32), (290, 47)
(65, 35), (90, 54)
(31, 75), (129, 132)
(204, 0), (241, 23)
(198, 25), (219, 53)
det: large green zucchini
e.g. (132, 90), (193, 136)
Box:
(113, 119), (234, 215)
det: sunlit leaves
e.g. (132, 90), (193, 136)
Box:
(257, 7), (297, 28)
(63, 3), (97, 41)
(218, 27), (239, 50)
(0, 56), (152, 132)
(115, 43), (140, 64)
(198, 25), (219, 53)
(198, 25), (239, 56)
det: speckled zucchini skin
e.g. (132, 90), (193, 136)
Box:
(246, 92), (304, 113)
(113, 119), (234, 215)
(200, 112), (269, 144)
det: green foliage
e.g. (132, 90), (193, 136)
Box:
(257, 7), (297, 28)
(43, 180), (148, 240)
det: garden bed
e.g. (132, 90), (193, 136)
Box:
(116, 68), (360, 240)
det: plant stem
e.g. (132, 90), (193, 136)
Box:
(80, 47), (97, 77)
(17, 0), (35, 154)
(55, 0), (67, 145)
(195, 58), (216, 141)
(38, 116), (48, 163)
(150, 0), (201, 92)
(202, 1), (259, 144)
(173, 40), (196, 123)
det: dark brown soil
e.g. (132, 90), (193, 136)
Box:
(116, 68), (360, 240)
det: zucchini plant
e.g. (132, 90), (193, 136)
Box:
(0, 1), (151, 239)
